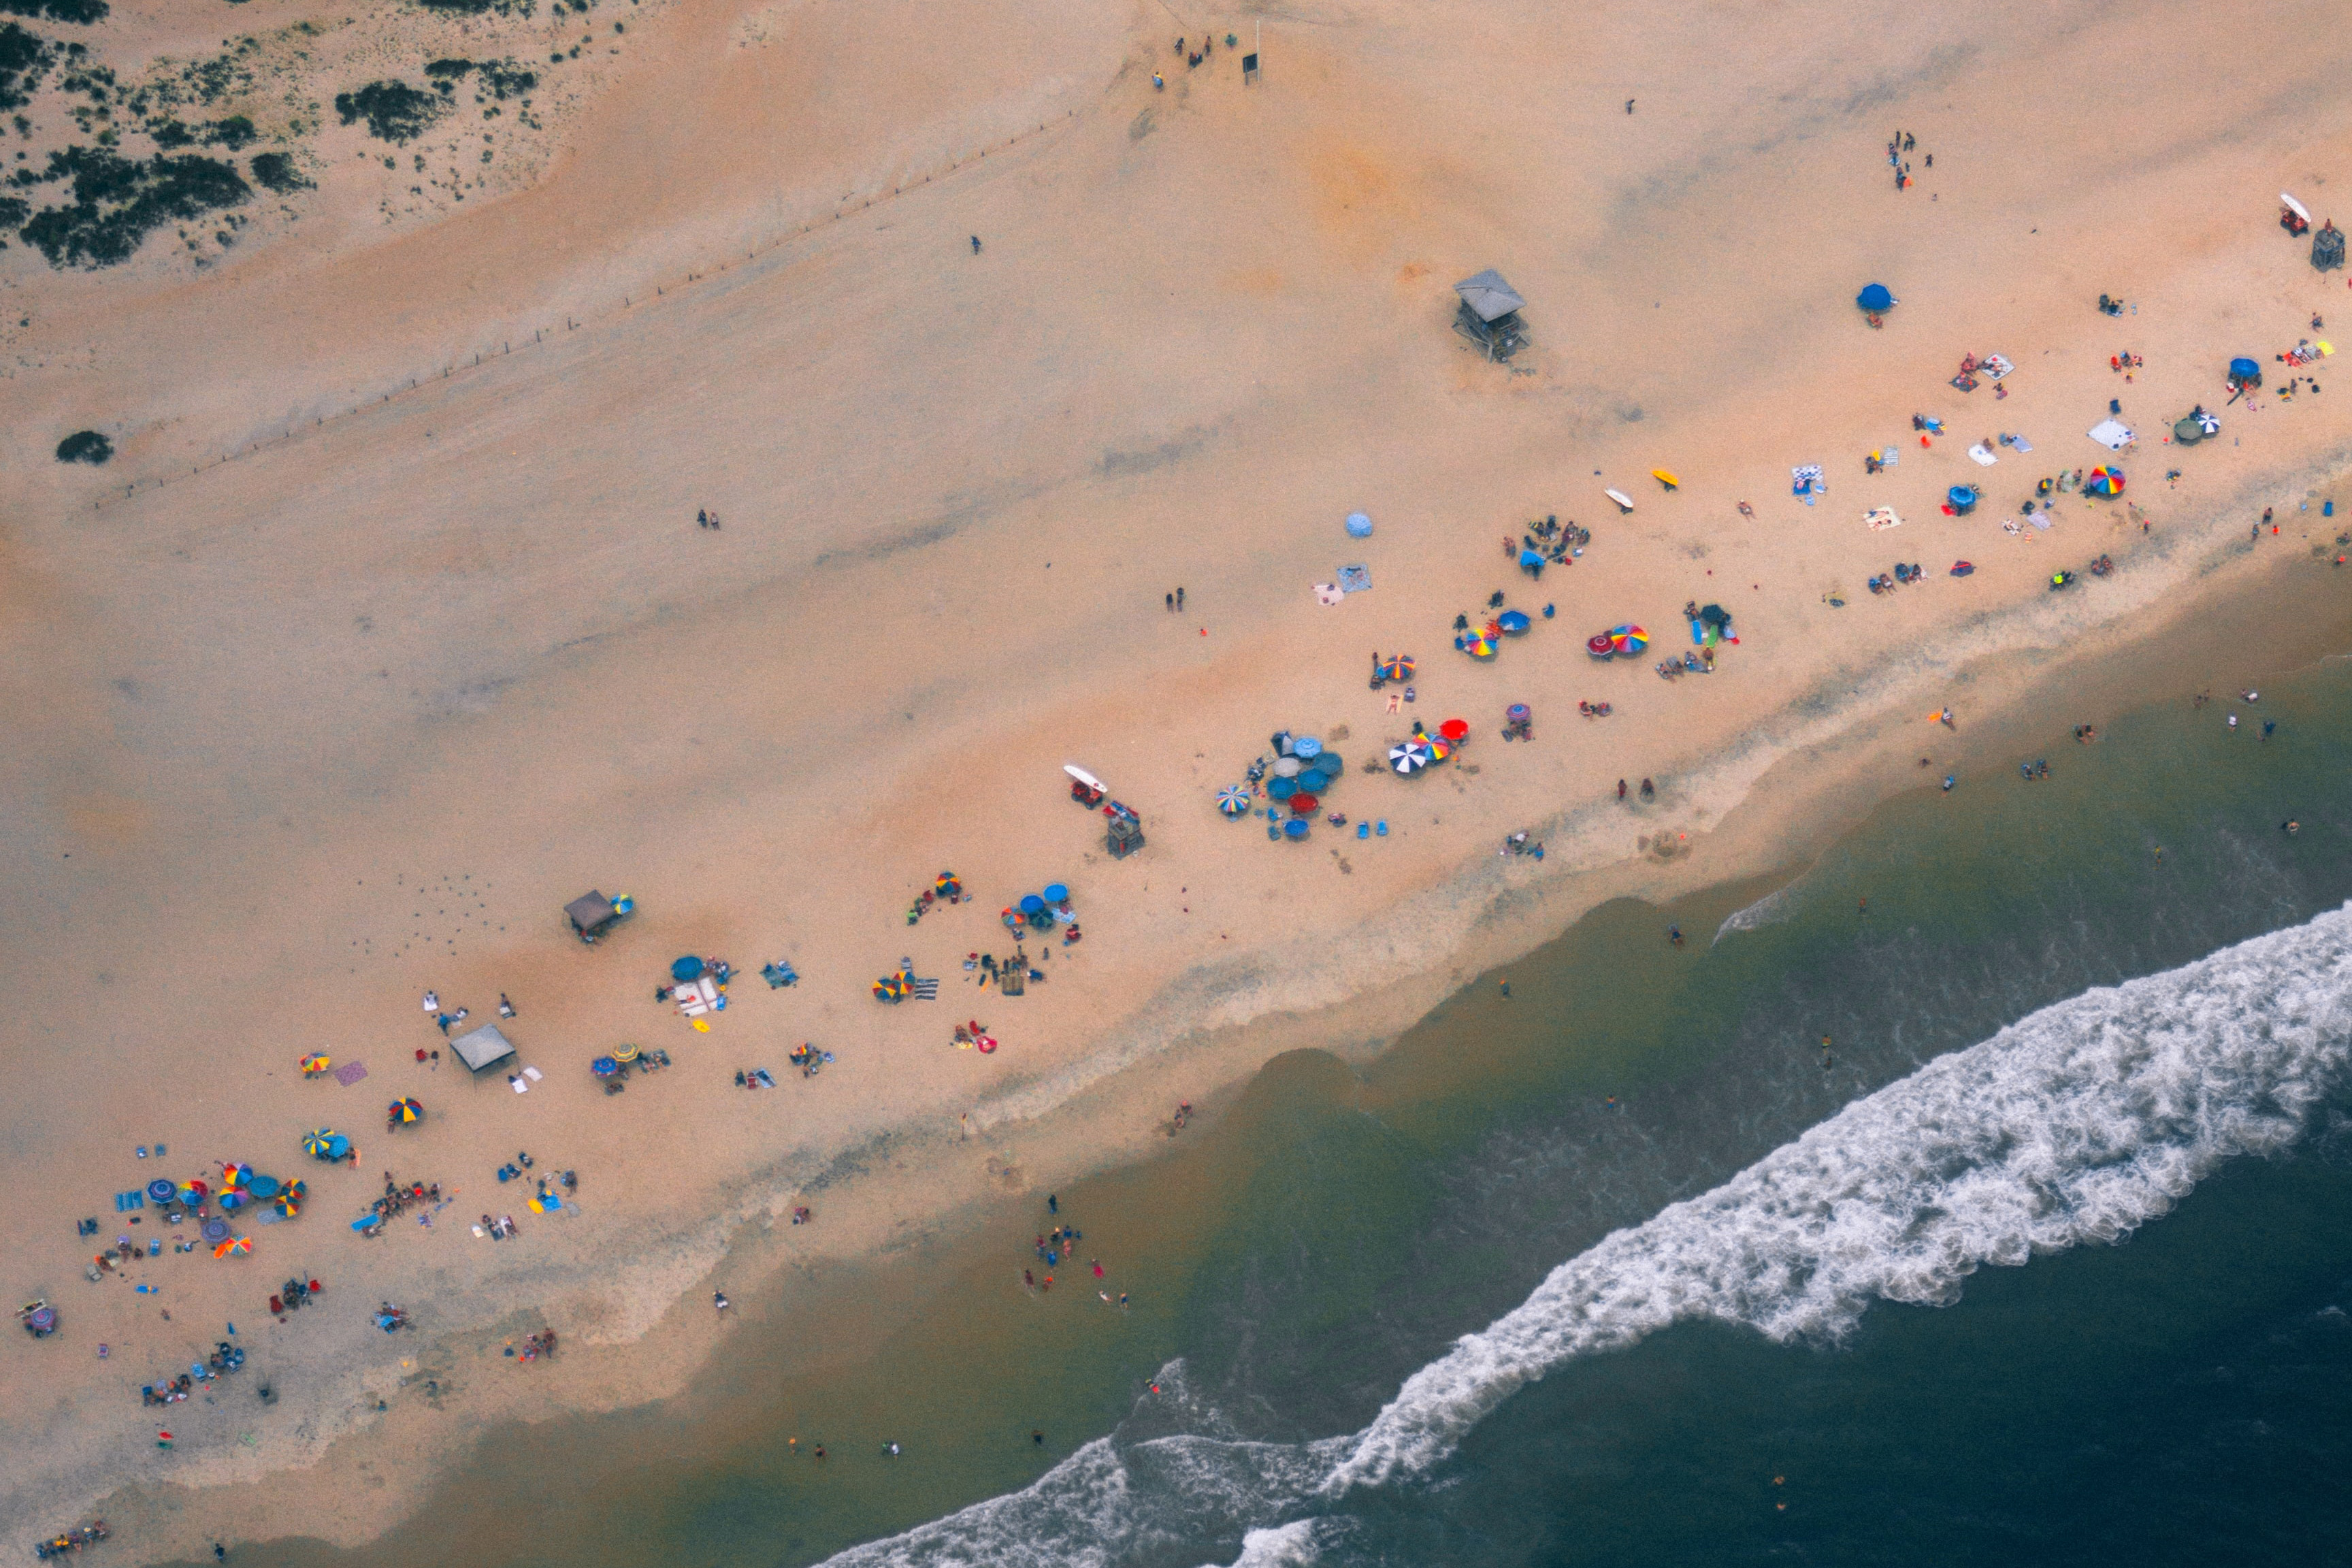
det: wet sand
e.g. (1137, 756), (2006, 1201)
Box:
(4, 0), (2351, 1556)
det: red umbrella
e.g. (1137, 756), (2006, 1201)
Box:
(1587, 633), (1616, 658)
(1438, 718), (1471, 742)
(1290, 793), (1320, 815)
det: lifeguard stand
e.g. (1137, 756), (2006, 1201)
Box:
(2315, 220), (2346, 271)
(1452, 269), (1530, 361)
(1107, 813), (1145, 859)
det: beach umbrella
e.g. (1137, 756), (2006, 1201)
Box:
(670, 956), (706, 983)
(1438, 718), (1471, 743)
(1282, 818), (1310, 840)
(200, 1219), (229, 1243)
(221, 1162), (249, 1189)
(1496, 610), (1531, 635)
(303, 1130), (335, 1160)
(1267, 775), (1298, 800)
(395, 1097), (423, 1123)
(1345, 511), (1373, 538)
(1610, 625), (1649, 655)
(1857, 282), (1894, 312)
(1218, 787), (1250, 816)
(275, 1194), (301, 1218)
(1389, 742), (1431, 774)
(26, 1305), (54, 1333)
(1292, 736), (1322, 760)
(1507, 704), (1531, 723)
(1378, 655), (1414, 682)
(1290, 793), (1320, 815)
(178, 1180), (207, 1203)
(1519, 549), (1546, 570)
(220, 1190), (246, 1211)
(592, 1056), (620, 1077)
(146, 1179), (177, 1205)
(613, 1044), (640, 1066)
(1309, 753), (1342, 781)
(247, 1175), (281, 1200)
(1019, 894), (1046, 916)
(2227, 357), (2261, 386)
(1042, 883), (1069, 904)
(213, 1237), (251, 1258)
(326, 1134), (350, 1161)
(1456, 631), (1497, 659)
(934, 871), (962, 894)
(299, 1054), (330, 1076)
(1273, 755), (1303, 779)
(1586, 633), (1616, 658)
(2085, 466), (2124, 496)
(1698, 604), (1731, 628)
(1426, 738), (1454, 763)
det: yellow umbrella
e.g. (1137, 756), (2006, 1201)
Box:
(612, 1043), (640, 1065)
(299, 1054), (331, 1076)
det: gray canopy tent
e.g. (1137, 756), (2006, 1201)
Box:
(449, 1024), (518, 1075)
(1453, 269), (1530, 361)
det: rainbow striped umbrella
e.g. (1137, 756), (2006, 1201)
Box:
(1218, 787), (1251, 816)
(1609, 625), (1649, 655)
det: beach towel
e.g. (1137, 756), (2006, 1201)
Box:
(522, 1066), (542, 1081)
(2087, 419), (2135, 451)
(511, 1077), (529, 1093)
(333, 1061), (369, 1087)
(1967, 444), (1999, 466)
(1314, 584), (1345, 606)
(2000, 434), (2034, 453)
(1981, 354), (2014, 380)
(1337, 565), (1371, 593)
(1864, 507), (1904, 530)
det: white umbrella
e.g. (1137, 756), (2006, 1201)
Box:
(1388, 741), (1431, 774)
(2284, 191), (2313, 223)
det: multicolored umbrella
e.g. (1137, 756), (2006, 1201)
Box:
(1455, 631), (1498, 659)
(872, 971), (912, 1001)
(303, 1130), (336, 1160)
(212, 1236), (252, 1258)
(613, 1044), (640, 1066)
(2085, 466), (2125, 496)
(1378, 655), (1415, 682)
(389, 1097), (422, 1124)
(1507, 704), (1532, 723)
(934, 871), (962, 896)
(1389, 741), (1431, 774)
(1426, 738), (1454, 763)
(1610, 625), (1649, 655)
(178, 1180), (207, 1204)
(221, 1162), (250, 1190)
(1218, 787), (1251, 816)
(299, 1054), (331, 1077)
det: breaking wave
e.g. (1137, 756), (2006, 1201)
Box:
(825, 904), (2352, 1565)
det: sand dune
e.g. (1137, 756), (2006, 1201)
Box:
(3, 0), (2351, 1554)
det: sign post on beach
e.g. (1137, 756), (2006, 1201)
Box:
(1244, 20), (1261, 84)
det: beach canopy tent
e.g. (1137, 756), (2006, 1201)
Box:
(1857, 282), (1895, 312)
(450, 1023), (518, 1074)
(1452, 269), (1530, 361)
(566, 891), (628, 941)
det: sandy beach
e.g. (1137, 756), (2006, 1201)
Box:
(4, 0), (2351, 1557)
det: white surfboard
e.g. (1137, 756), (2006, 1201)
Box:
(1603, 488), (1635, 513)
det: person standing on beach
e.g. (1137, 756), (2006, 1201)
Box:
(1617, 779), (1627, 800)
(1177, 587), (1185, 610)
(1166, 592), (1174, 612)
(970, 235), (982, 255)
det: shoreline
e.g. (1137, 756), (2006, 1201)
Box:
(7, 0), (2352, 1558)
(60, 503), (2352, 1568)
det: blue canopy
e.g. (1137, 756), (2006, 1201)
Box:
(1041, 883), (1069, 903)
(670, 956), (706, 983)
(1345, 511), (1373, 538)
(1496, 610), (1531, 634)
(1857, 283), (1894, 312)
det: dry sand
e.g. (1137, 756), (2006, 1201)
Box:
(4, 0), (2351, 1555)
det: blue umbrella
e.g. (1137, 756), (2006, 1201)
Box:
(1292, 736), (1322, 759)
(1041, 883), (1069, 903)
(1520, 549), (1545, 569)
(1019, 894), (1046, 915)
(2229, 357), (2261, 382)
(1267, 775), (1298, 800)
(325, 1134), (350, 1160)
(247, 1175), (282, 1200)
(1857, 282), (1894, 312)
(670, 956), (705, 983)
(1345, 511), (1373, 538)
(1282, 818), (1310, 839)
(1496, 610), (1531, 634)
(146, 1179), (176, 1205)
(1948, 485), (1978, 514)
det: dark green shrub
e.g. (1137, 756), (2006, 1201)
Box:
(249, 150), (308, 193)
(333, 79), (442, 144)
(56, 429), (112, 463)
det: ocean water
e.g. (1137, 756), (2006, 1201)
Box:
(810, 662), (2352, 1568)
(220, 659), (2352, 1568)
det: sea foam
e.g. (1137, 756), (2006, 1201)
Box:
(826, 903), (2352, 1565)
